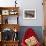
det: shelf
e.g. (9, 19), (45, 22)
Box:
(0, 7), (19, 16)
(2, 40), (19, 43)
(0, 24), (20, 32)
(0, 7), (19, 10)
(0, 7), (19, 24)
(0, 7), (20, 46)
(1, 13), (19, 16)
(1, 40), (19, 46)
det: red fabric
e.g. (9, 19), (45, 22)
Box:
(21, 28), (41, 46)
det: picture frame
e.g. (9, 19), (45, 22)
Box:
(23, 9), (36, 19)
(9, 10), (18, 15)
(2, 10), (9, 15)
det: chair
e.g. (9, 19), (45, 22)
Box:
(21, 28), (41, 46)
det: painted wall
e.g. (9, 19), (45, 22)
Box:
(19, 0), (44, 26)
(0, 0), (44, 26)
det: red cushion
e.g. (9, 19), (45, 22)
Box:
(21, 28), (41, 46)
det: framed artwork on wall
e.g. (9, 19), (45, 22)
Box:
(23, 9), (36, 19)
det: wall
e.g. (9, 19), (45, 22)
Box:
(19, 0), (44, 26)
(0, 0), (44, 26)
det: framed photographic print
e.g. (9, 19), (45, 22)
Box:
(2, 10), (9, 15)
(23, 9), (36, 19)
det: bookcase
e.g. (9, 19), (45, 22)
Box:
(0, 7), (20, 46)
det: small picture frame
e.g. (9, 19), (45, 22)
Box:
(23, 9), (36, 19)
(2, 10), (9, 15)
